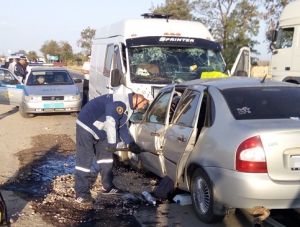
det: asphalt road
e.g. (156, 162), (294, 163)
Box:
(66, 69), (286, 227)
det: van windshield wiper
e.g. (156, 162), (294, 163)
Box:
(131, 75), (172, 84)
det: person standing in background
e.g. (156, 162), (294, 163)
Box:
(8, 57), (18, 73)
(81, 56), (90, 108)
(26, 58), (37, 74)
(14, 56), (27, 82)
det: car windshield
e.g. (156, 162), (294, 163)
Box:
(222, 87), (300, 120)
(128, 46), (226, 84)
(26, 71), (74, 86)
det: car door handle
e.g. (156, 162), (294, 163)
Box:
(151, 132), (160, 136)
(177, 136), (186, 142)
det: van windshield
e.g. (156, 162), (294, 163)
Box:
(128, 47), (226, 84)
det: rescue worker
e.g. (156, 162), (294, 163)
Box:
(8, 57), (18, 72)
(74, 90), (149, 204)
(14, 56), (27, 82)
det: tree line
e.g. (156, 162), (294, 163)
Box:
(9, 0), (295, 67)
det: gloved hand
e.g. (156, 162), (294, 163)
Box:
(106, 147), (117, 153)
(129, 142), (143, 154)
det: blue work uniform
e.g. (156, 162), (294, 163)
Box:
(14, 62), (27, 82)
(74, 92), (134, 197)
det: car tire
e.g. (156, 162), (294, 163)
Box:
(71, 112), (79, 117)
(19, 102), (34, 118)
(190, 168), (225, 223)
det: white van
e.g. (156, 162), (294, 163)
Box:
(270, 1), (300, 83)
(89, 14), (250, 100)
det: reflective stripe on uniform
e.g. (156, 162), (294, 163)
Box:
(75, 166), (91, 172)
(93, 120), (105, 130)
(105, 116), (117, 144)
(97, 159), (113, 164)
(76, 119), (99, 140)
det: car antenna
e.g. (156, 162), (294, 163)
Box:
(260, 74), (268, 83)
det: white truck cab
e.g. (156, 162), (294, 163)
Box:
(270, 0), (300, 83)
(89, 13), (250, 101)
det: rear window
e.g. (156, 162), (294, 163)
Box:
(222, 87), (300, 120)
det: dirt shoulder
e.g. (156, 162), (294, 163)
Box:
(0, 105), (156, 227)
(0, 105), (76, 226)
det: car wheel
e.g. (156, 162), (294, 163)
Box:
(190, 168), (225, 223)
(71, 112), (79, 117)
(19, 102), (34, 118)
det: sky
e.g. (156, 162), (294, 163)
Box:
(0, 0), (271, 61)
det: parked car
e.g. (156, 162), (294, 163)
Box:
(123, 77), (300, 223)
(0, 67), (82, 118)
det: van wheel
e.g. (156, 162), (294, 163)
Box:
(19, 102), (34, 118)
(190, 168), (225, 223)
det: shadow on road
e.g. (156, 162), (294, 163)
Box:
(0, 106), (18, 120)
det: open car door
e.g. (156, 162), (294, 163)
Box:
(0, 69), (23, 106)
(134, 84), (177, 177)
(230, 47), (251, 77)
(163, 85), (206, 184)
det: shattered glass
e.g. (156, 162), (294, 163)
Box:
(128, 47), (226, 84)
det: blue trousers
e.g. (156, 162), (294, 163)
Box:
(74, 124), (114, 197)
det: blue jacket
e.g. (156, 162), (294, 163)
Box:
(14, 62), (27, 79)
(77, 92), (134, 147)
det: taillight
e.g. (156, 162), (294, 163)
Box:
(236, 136), (267, 173)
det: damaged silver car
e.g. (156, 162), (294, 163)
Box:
(122, 77), (300, 224)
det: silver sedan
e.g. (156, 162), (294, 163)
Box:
(0, 67), (82, 118)
(125, 77), (300, 224)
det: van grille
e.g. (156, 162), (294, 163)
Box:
(42, 96), (64, 101)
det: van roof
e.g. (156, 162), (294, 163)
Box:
(95, 18), (214, 41)
(279, 1), (300, 26)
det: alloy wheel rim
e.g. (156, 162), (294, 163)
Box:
(193, 177), (210, 214)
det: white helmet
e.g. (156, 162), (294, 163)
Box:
(132, 85), (153, 102)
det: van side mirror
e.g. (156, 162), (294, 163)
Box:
(270, 43), (278, 54)
(271, 29), (278, 42)
(111, 69), (123, 87)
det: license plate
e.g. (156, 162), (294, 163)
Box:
(291, 156), (300, 169)
(44, 103), (64, 108)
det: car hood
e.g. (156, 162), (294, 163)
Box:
(240, 118), (300, 181)
(24, 85), (79, 96)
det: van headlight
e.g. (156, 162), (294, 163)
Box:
(65, 95), (80, 100)
(24, 96), (42, 101)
